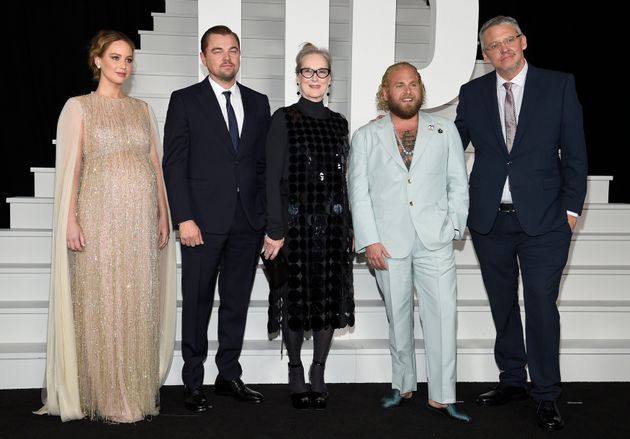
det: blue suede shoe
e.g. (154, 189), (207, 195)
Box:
(425, 403), (472, 423)
(381, 389), (404, 409)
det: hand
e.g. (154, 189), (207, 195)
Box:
(366, 242), (390, 270)
(567, 214), (577, 232)
(178, 220), (204, 247)
(158, 215), (170, 249)
(67, 220), (85, 251)
(263, 235), (284, 260)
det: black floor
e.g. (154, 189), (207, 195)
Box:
(2, 383), (629, 439)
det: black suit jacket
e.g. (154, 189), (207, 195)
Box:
(163, 77), (271, 234)
(455, 64), (588, 236)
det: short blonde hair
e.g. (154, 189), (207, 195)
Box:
(376, 62), (425, 111)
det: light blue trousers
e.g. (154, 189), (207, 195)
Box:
(375, 234), (458, 404)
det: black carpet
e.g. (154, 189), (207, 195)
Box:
(2, 383), (629, 439)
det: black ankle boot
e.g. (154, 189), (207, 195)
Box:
(288, 363), (310, 409)
(309, 361), (329, 409)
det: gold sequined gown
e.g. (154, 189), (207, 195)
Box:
(70, 94), (161, 422)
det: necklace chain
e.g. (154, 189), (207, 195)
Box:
(394, 130), (414, 157)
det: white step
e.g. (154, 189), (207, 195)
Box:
(330, 4), (349, 22)
(241, 55), (284, 75)
(7, 198), (51, 229)
(139, 31), (197, 52)
(133, 50), (198, 75)
(239, 76), (284, 97)
(242, 2), (284, 20)
(3, 338), (630, 389)
(125, 72), (198, 95)
(31, 168), (54, 198)
(396, 23), (431, 43)
(2, 263), (628, 307)
(3, 297), (629, 345)
(21, 167), (616, 211)
(165, 0), (198, 15)
(395, 42), (431, 61)
(241, 18), (284, 39)
(396, 6), (431, 26)
(2, 229), (630, 266)
(329, 40), (350, 57)
(241, 38), (284, 57)
(152, 13), (197, 34)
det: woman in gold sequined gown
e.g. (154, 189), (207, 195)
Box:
(37, 31), (177, 423)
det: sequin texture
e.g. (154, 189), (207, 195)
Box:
(71, 94), (160, 422)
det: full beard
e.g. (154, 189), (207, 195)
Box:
(388, 99), (421, 119)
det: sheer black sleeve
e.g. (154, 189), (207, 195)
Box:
(265, 108), (289, 240)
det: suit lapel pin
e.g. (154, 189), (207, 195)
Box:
(438, 128), (443, 133)
(427, 124), (435, 131)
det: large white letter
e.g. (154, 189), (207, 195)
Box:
(348, 0), (396, 134)
(420, 0), (479, 109)
(285, 0), (330, 106)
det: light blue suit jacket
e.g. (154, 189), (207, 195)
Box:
(348, 112), (469, 257)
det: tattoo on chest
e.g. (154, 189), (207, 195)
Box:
(394, 129), (417, 169)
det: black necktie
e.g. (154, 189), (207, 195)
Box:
(223, 91), (239, 151)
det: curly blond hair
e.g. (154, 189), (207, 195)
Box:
(376, 62), (425, 111)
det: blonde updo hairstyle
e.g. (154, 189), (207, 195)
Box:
(88, 30), (135, 83)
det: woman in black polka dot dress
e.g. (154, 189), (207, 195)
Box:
(262, 43), (355, 410)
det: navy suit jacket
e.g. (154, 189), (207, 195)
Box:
(455, 65), (588, 236)
(163, 77), (271, 234)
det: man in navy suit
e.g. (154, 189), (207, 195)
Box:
(163, 25), (270, 412)
(455, 16), (587, 430)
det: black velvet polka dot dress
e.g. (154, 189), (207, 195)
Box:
(265, 97), (355, 334)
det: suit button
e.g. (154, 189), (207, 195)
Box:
(407, 178), (412, 184)
(409, 201), (414, 206)
(507, 161), (512, 166)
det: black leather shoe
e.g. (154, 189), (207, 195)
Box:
(310, 391), (329, 409)
(476, 384), (528, 406)
(537, 400), (564, 430)
(290, 392), (311, 409)
(184, 386), (211, 412)
(214, 377), (264, 403)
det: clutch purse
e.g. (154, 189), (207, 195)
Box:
(260, 249), (288, 289)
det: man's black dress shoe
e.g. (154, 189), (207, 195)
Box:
(537, 400), (564, 430)
(214, 377), (264, 403)
(476, 384), (528, 406)
(184, 386), (211, 412)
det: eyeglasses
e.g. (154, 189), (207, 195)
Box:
(299, 68), (331, 79)
(484, 34), (522, 52)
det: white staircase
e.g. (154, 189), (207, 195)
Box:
(2, 0), (629, 389)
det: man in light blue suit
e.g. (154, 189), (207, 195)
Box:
(348, 62), (470, 422)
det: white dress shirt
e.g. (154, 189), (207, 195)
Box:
(208, 76), (244, 135)
(496, 62), (527, 204)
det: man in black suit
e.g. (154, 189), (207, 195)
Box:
(455, 16), (587, 430)
(163, 25), (270, 412)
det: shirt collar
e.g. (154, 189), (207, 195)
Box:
(208, 76), (240, 100)
(496, 60), (528, 89)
